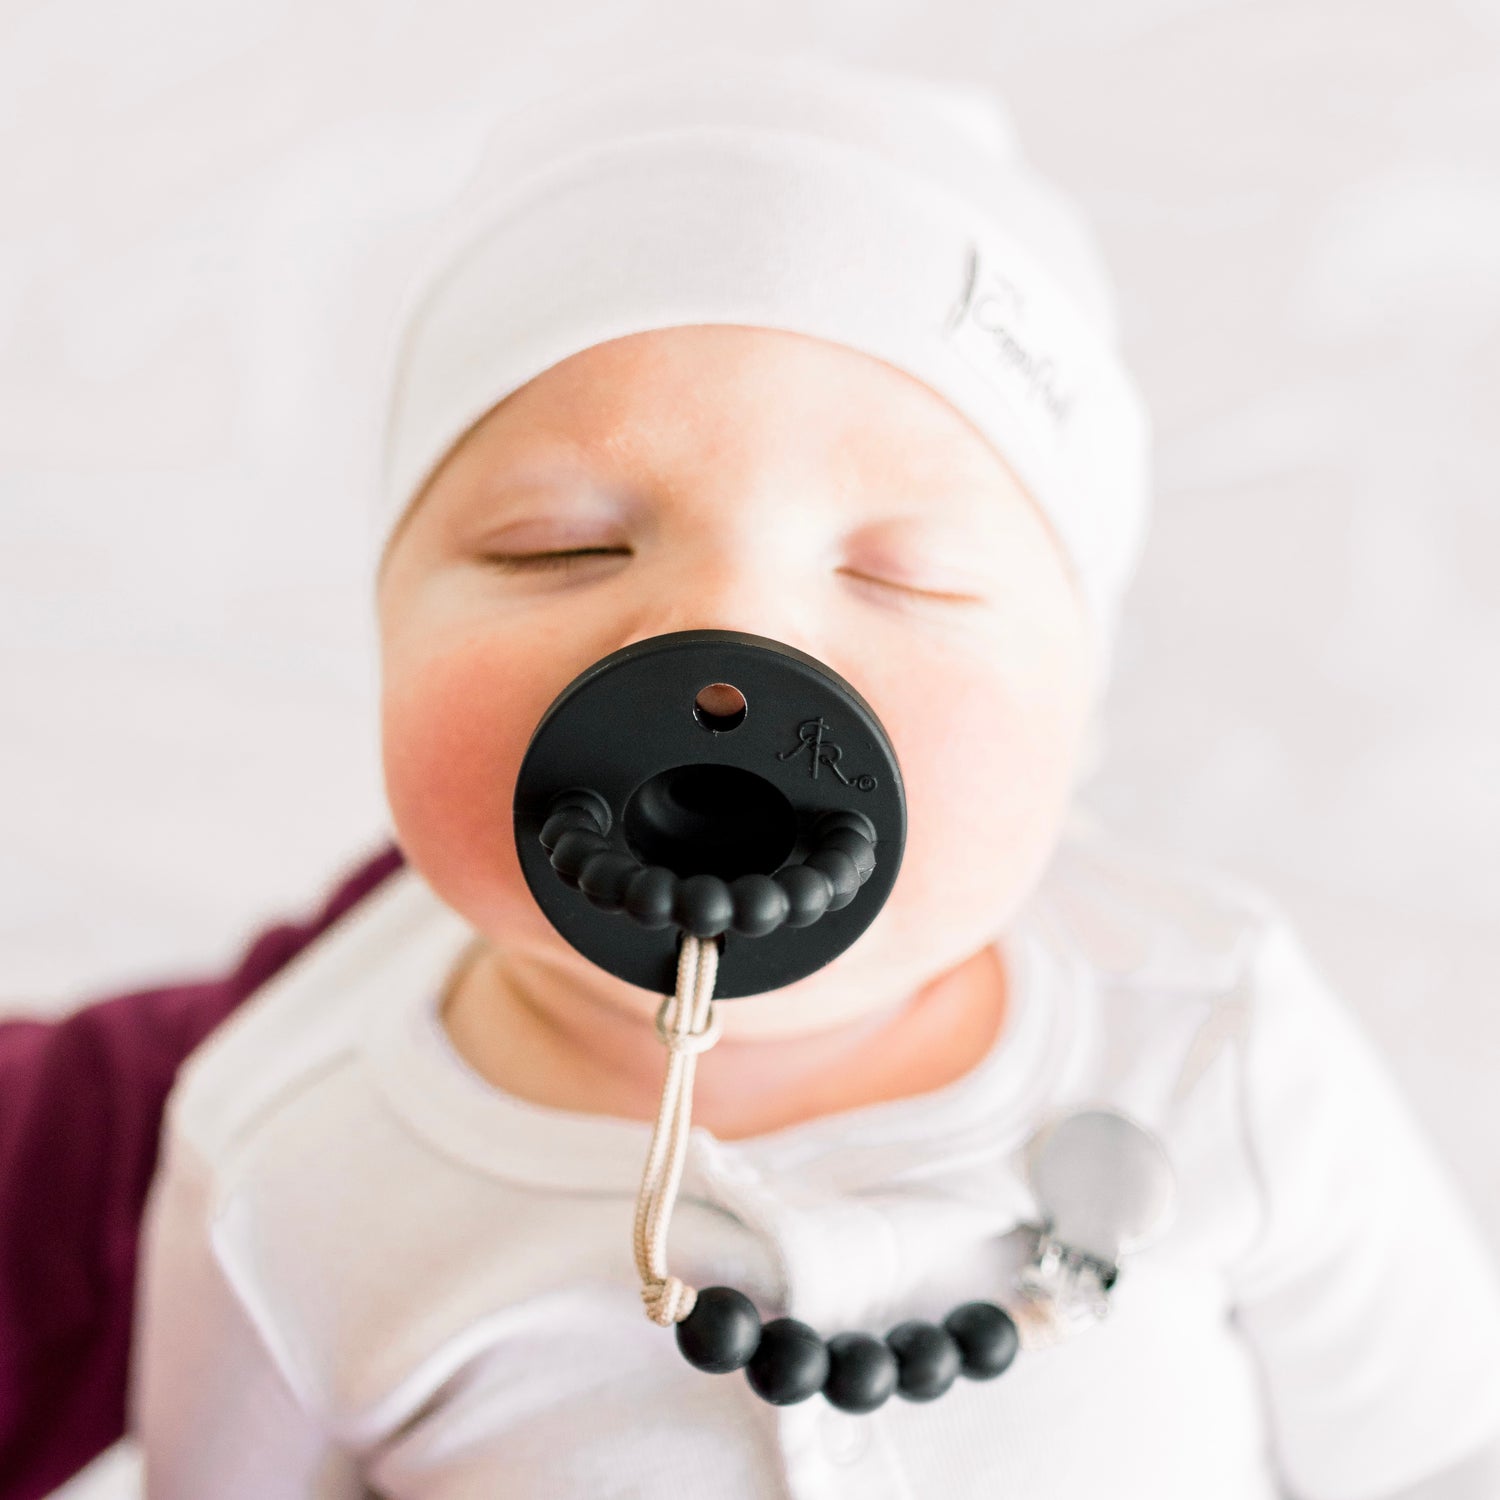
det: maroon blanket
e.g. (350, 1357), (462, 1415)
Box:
(0, 841), (405, 1500)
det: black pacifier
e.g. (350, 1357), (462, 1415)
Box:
(512, 628), (907, 998)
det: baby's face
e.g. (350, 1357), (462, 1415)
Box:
(376, 324), (1095, 1037)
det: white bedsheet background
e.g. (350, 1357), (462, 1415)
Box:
(2, 0), (1497, 1280)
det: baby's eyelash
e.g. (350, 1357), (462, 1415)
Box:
(480, 550), (976, 603)
(483, 548), (630, 572)
(839, 568), (981, 605)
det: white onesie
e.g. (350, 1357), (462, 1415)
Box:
(130, 818), (1500, 1499)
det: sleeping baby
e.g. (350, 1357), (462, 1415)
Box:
(130, 47), (1500, 1500)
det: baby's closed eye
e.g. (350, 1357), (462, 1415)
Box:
(479, 546), (986, 604)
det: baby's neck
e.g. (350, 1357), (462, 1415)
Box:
(440, 935), (1011, 1142)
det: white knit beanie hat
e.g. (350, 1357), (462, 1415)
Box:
(371, 48), (1152, 685)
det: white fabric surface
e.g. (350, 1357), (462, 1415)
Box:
(131, 816), (1500, 1500)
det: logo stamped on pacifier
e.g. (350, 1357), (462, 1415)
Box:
(776, 718), (878, 791)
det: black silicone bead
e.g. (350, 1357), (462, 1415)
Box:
(577, 851), (639, 911)
(774, 863), (834, 928)
(676, 1286), (762, 1374)
(623, 864), (677, 928)
(673, 873), (735, 938)
(745, 1318), (830, 1405)
(803, 848), (861, 910)
(943, 1301), (1019, 1380)
(539, 805), (602, 852)
(817, 826), (876, 881)
(823, 1331), (899, 1414)
(886, 1320), (963, 1402)
(729, 872), (790, 937)
(548, 828), (611, 880)
(547, 787), (613, 835)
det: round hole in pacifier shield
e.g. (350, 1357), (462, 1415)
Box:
(693, 681), (747, 732)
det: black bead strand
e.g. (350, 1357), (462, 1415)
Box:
(671, 1285), (1024, 1413)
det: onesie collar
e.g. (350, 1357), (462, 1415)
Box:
(361, 864), (1095, 1197)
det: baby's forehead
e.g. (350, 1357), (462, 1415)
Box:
(454, 325), (1026, 502)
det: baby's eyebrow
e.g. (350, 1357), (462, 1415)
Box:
(849, 499), (1006, 547)
(465, 454), (647, 517)
(460, 433), (1009, 553)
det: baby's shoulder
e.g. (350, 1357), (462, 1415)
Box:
(151, 870), (576, 1429)
(1028, 815), (1327, 1271)
(166, 863), (473, 1170)
(1028, 811), (1317, 1126)
(1039, 808), (1284, 999)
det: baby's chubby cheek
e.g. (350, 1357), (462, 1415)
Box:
(853, 641), (1082, 954)
(381, 626), (563, 941)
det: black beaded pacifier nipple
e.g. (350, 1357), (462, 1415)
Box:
(512, 629), (1173, 1413)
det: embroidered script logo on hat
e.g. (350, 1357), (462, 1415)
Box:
(943, 241), (1076, 452)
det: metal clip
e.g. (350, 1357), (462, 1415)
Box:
(1011, 1106), (1176, 1350)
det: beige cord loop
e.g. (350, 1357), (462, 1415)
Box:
(633, 932), (723, 1326)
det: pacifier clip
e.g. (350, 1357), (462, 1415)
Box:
(632, 931), (1176, 1415)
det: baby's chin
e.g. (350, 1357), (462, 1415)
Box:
(421, 853), (911, 1042)
(503, 909), (897, 1041)
(565, 915), (938, 1045)
(711, 981), (910, 1043)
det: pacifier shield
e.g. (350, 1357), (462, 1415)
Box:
(513, 629), (906, 997)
